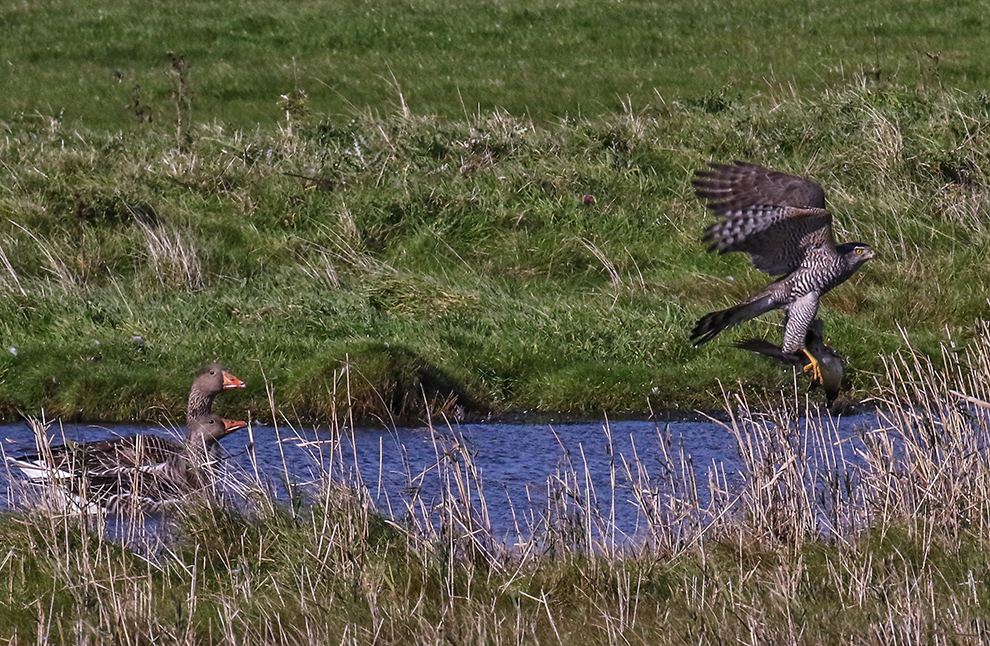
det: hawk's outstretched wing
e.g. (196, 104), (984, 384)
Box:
(693, 162), (838, 276)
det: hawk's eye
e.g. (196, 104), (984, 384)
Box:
(855, 248), (864, 255)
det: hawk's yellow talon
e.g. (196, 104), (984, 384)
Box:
(802, 348), (823, 383)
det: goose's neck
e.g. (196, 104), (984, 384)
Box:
(187, 390), (217, 421)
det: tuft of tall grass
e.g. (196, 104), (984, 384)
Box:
(0, 237), (25, 296)
(131, 209), (203, 290)
(7, 221), (80, 295)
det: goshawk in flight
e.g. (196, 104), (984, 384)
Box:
(689, 161), (875, 381)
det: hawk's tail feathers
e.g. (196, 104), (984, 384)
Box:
(690, 295), (775, 347)
(733, 338), (804, 366)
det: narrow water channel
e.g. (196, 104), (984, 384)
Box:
(1, 412), (881, 542)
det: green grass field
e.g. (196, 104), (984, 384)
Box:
(1, 0), (989, 423)
(3, 0), (987, 128)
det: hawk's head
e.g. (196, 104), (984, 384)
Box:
(837, 243), (876, 269)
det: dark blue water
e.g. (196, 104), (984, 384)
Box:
(1, 413), (881, 541)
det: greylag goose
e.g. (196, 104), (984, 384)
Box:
(187, 363), (246, 419)
(8, 414), (248, 512)
(7, 365), (248, 512)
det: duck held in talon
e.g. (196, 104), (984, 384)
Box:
(187, 363), (246, 419)
(8, 415), (249, 512)
(734, 318), (844, 406)
(689, 161), (875, 382)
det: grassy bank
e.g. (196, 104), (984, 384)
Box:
(0, 78), (990, 419)
(2, 79), (990, 422)
(2, 0), (990, 423)
(4, 333), (990, 644)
